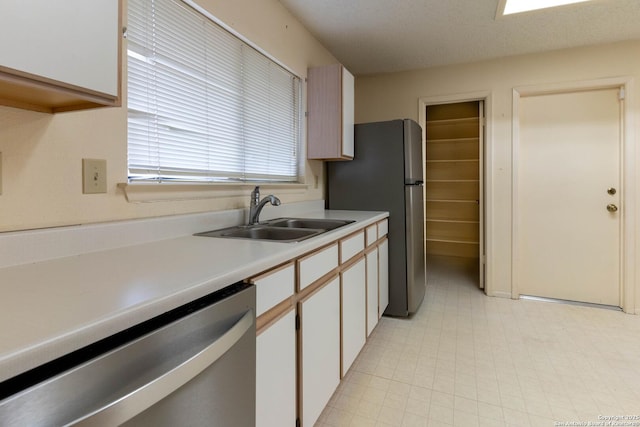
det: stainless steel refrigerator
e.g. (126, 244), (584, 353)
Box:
(327, 119), (425, 316)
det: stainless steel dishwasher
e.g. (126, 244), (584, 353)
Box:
(0, 282), (256, 427)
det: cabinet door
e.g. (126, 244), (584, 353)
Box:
(378, 239), (389, 318)
(0, 0), (119, 96)
(341, 257), (366, 377)
(256, 309), (296, 427)
(366, 248), (379, 336)
(0, 0), (120, 112)
(307, 63), (354, 160)
(341, 67), (355, 158)
(300, 276), (340, 427)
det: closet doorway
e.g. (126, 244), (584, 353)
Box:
(424, 101), (485, 290)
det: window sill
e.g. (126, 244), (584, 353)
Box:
(118, 182), (309, 203)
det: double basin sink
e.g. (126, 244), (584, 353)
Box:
(195, 218), (355, 243)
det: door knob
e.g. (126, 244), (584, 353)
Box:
(607, 188), (617, 195)
(606, 204), (618, 213)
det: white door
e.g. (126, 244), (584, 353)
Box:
(516, 88), (622, 306)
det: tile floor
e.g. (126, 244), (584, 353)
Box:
(315, 256), (640, 427)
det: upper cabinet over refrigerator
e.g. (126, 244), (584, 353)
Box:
(307, 63), (355, 160)
(0, 0), (121, 113)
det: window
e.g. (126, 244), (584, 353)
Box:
(127, 0), (302, 183)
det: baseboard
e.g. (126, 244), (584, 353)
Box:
(490, 291), (513, 299)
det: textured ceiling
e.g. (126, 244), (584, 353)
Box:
(278, 0), (640, 75)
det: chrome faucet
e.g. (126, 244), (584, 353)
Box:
(248, 186), (281, 225)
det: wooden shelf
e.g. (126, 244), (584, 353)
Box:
(426, 219), (479, 224)
(425, 160), (479, 180)
(426, 238), (479, 244)
(426, 120), (478, 140)
(426, 198), (478, 203)
(426, 159), (479, 163)
(426, 137), (479, 143)
(426, 117), (479, 125)
(425, 200), (478, 222)
(427, 220), (479, 242)
(425, 199), (477, 203)
(426, 138), (479, 161)
(426, 181), (479, 201)
(427, 240), (479, 258)
(426, 179), (479, 183)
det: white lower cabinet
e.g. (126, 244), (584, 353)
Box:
(300, 276), (341, 427)
(365, 247), (379, 336)
(256, 309), (296, 427)
(251, 219), (390, 427)
(341, 257), (366, 377)
(378, 238), (389, 318)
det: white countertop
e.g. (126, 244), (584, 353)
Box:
(0, 209), (387, 383)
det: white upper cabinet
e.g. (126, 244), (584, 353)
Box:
(0, 0), (121, 113)
(307, 63), (355, 160)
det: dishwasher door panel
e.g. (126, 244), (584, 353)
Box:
(0, 283), (256, 427)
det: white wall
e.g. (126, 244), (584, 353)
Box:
(0, 0), (337, 232)
(355, 40), (640, 310)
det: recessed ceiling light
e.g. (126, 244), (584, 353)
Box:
(498, 0), (593, 16)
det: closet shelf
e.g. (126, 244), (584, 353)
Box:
(426, 117), (479, 125)
(426, 219), (479, 224)
(426, 199), (479, 203)
(426, 237), (479, 245)
(426, 179), (479, 183)
(426, 137), (479, 143)
(426, 159), (479, 163)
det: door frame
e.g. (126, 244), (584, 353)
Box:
(512, 77), (636, 313)
(418, 91), (492, 295)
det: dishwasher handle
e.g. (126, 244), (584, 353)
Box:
(68, 309), (254, 427)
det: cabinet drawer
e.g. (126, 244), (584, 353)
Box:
(250, 263), (295, 316)
(377, 219), (389, 237)
(340, 231), (365, 264)
(298, 244), (339, 291)
(365, 224), (378, 247)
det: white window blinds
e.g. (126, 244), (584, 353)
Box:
(127, 0), (302, 182)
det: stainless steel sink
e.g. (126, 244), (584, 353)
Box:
(194, 218), (354, 243)
(265, 218), (355, 230)
(195, 225), (323, 243)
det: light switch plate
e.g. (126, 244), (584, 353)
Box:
(82, 158), (107, 194)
